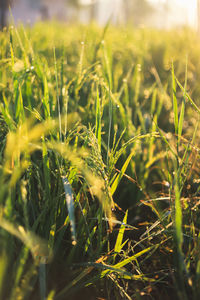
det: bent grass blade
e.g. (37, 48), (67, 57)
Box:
(0, 216), (52, 262)
(62, 176), (77, 245)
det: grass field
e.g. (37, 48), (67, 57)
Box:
(1, 22), (200, 299)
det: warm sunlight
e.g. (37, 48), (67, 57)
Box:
(1, 1), (200, 300)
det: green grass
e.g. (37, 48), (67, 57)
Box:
(1, 22), (200, 299)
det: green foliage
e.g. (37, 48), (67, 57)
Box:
(1, 22), (200, 299)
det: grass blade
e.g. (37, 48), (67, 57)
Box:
(178, 58), (187, 145)
(62, 176), (77, 245)
(176, 77), (200, 115)
(95, 83), (101, 150)
(53, 48), (62, 141)
(172, 62), (178, 136)
(114, 210), (128, 260)
(111, 149), (135, 196)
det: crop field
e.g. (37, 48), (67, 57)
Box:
(1, 22), (200, 300)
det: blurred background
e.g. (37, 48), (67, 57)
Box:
(0, 0), (199, 31)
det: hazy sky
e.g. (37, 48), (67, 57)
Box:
(95, 0), (198, 27)
(13, 0), (198, 28)
(149, 0), (197, 27)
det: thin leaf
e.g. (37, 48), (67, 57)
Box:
(62, 176), (77, 245)
(178, 58), (187, 145)
(95, 83), (101, 150)
(114, 210), (128, 258)
(111, 149), (135, 195)
(176, 77), (200, 115)
(172, 62), (178, 135)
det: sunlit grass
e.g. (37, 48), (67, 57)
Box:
(1, 22), (200, 299)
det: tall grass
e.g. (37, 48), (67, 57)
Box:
(1, 22), (200, 299)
